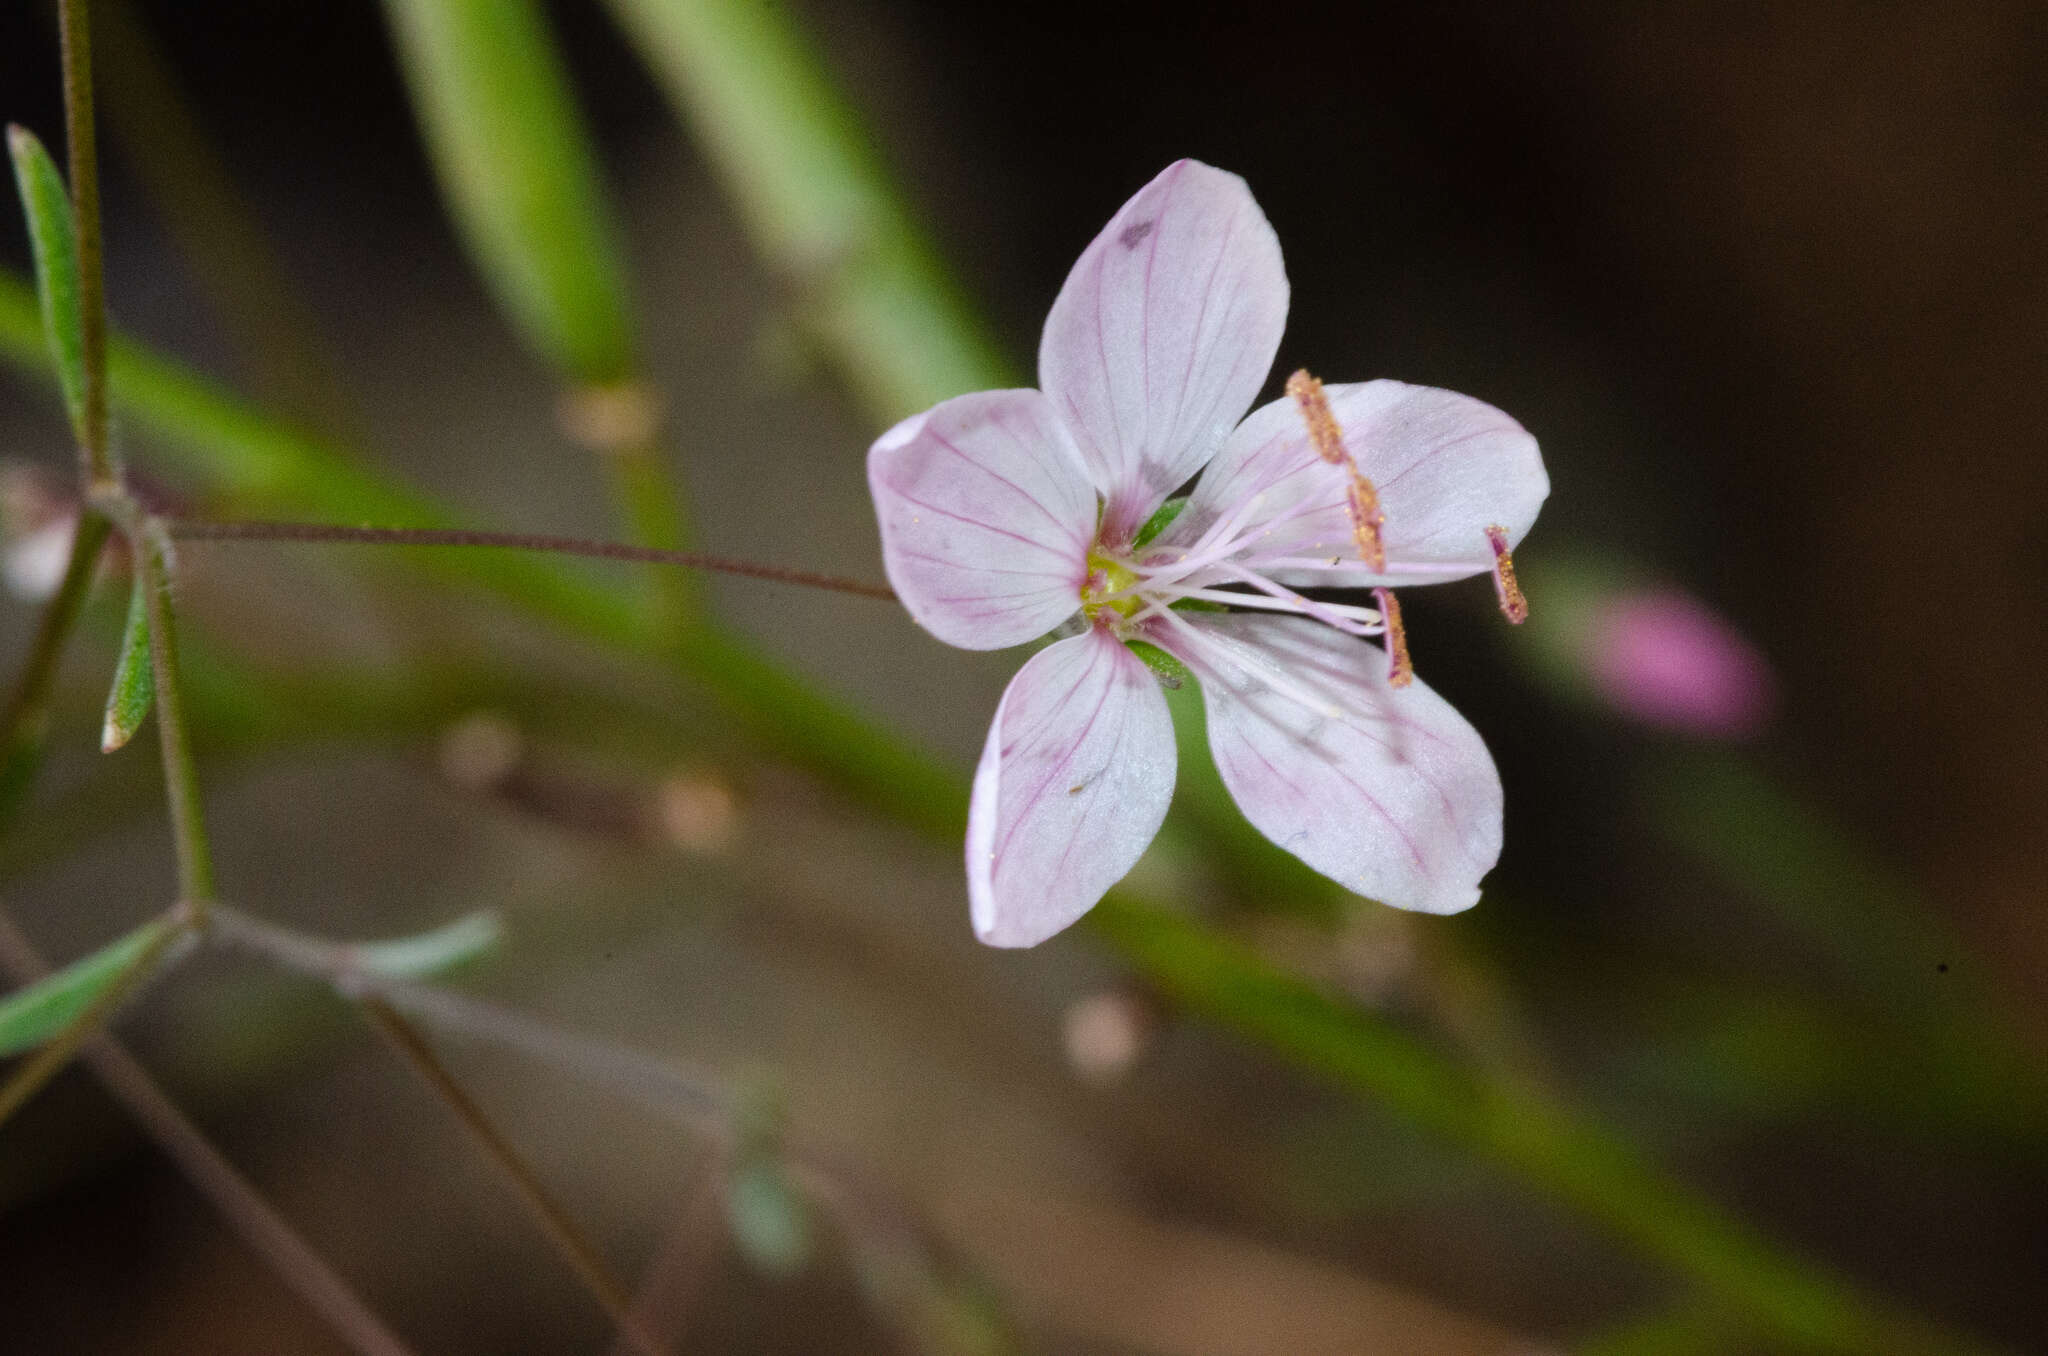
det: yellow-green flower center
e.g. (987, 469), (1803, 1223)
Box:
(1080, 551), (1142, 622)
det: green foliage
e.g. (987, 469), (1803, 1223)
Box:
(380, 0), (636, 384)
(0, 919), (170, 1058)
(100, 566), (155, 753)
(7, 124), (86, 442)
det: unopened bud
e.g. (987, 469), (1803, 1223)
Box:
(1062, 990), (1155, 1083)
(654, 770), (740, 856)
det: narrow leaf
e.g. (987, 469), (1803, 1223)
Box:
(380, 0), (635, 384)
(6, 125), (86, 441)
(0, 919), (169, 1059)
(101, 566), (155, 752)
(353, 910), (502, 980)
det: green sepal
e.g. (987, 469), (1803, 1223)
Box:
(0, 920), (169, 1058)
(1125, 638), (1189, 690)
(1133, 494), (1189, 549)
(101, 568), (156, 753)
(6, 125), (86, 442)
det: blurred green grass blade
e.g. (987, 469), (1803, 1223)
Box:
(380, 0), (635, 384)
(7, 124), (87, 442)
(1089, 897), (2005, 1356)
(0, 918), (169, 1058)
(353, 911), (501, 980)
(598, 0), (1013, 417)
(100, 565), (155, 753)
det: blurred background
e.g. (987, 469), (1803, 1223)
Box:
(1, 1), (2044, 1352)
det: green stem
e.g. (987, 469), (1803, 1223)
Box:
(0, 508), (111, 829)
(56, 0), (113, 489)
(125, 516), (214, 910)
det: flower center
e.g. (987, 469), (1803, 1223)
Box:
(1079, 550), (1142, 622)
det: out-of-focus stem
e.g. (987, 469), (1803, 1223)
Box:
(0, 909), (418, 1356)
(357, 996), (668, 1356)
(0, 507), (110, 828)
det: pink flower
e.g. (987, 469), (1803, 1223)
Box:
(1585, 588), (1775, 738)
(869, 162), (1549, 946)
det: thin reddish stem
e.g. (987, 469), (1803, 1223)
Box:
(164, 518), (896, 601)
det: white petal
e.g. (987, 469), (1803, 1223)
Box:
(1169, 379), (1547, 587)
(1164, 615), (1502, 914)
(968, 630), (1177, 946)
(868, 389), (1098, 650)
(1039, 160), (1288, 545)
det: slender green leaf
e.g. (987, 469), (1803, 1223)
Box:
(100, 565), (156, 752)
(0, 919), (169, 1058)
(380, 0), (635, 384)
(6, 124), (86, 442)
(354, 910), (501, 980)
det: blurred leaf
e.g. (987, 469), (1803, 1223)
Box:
(600, 0), (1012, 417)
(380, 0), (635, 384)
(725, 1156), (813, 1278)
(100, 566), (155, 753)
(353, 911), (502, 980)
(0, 919), (170, 1059)
(6, 124), (86, 442)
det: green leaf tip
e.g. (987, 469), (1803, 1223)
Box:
(102, 569), (157, 752)
(7, 122), (87, 442)
(0, 919), (170, 1059)
(353, 910), (503, 980)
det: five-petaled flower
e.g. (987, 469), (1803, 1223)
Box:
(869, 161), (1549, 946)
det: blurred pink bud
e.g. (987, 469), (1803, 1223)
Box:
(1, 461), (80, 602)
(1584, 589), (1776, 738)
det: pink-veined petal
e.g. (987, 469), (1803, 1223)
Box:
(869, 389), (1098, 650)
(1166, 380), (1547, 587)
(1160, 614), (1502, 914)
(1039, 160), (1288, 545)
(967, 629), (1176, 947)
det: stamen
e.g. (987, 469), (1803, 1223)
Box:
(1286, 369), (1387, 573)
(1373, 587), (1414, 688)
(1286, 370), (1347, 465)
(1347, 471), (1387, 574)
(1484, 525), (1528, 624)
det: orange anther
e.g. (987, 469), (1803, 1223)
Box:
(1485, 526), (1528, 624)
(1373, 587), (1414, 688)
(1286, 370), (1348, 465)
